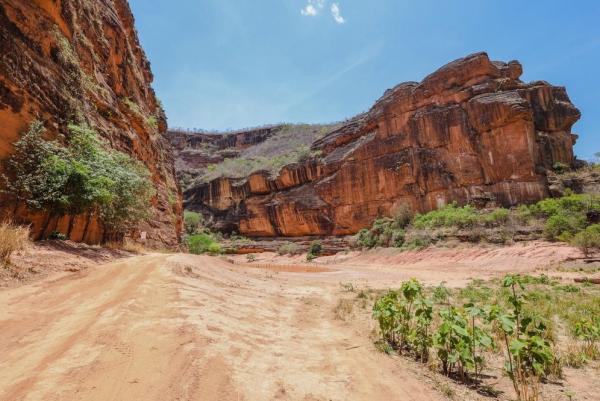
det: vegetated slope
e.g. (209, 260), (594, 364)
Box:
(174, 52), (580, 238)
(169, 123), (340, 192)
(0, 0), (182, 246)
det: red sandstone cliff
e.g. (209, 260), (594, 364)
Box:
(174, 53), (580, 237)
(0, 0), (182, 246)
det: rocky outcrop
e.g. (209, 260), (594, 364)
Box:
(0, 0), (182, 246)
(175, 53), (581, 238)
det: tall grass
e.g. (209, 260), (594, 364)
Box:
(0, 222), (30, 267)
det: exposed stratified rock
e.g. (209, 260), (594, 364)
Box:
(173, 53), (580, 238)
(0, 0), (182, 246)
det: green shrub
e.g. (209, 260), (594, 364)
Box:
(306, 241), (322, 261)
(356, 228), (377, 249)
(531, 194), (599, 218)
(356, 218), (406, 249)
(184, 211), (203, 235)
(571, 224), (600, 257)
(482, 208), (510, 226)
(553, 162), (570, 174)
(413, 203), (478, 229)
(186, 233), (222, 255)
(1, 122), (154, 237)
(308, 240), (322, 256)
(543, 213), (586, 241)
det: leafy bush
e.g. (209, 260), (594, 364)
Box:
(356, 217), (406, 249)
(413, 203), (479, 229)
(543, 214), (586, 241)
(482, 208), (510, 226)
(0, 222), (30, 267)
(571, 224), (600, 257)
(184, 211), (203, 235)
(1, 122), (154, 237)
(186, 233), (222, 255)
(278, 242), (300, 255)
(246, 254), (257, 262)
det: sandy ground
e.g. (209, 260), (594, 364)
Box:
(232, 241), (592, 287)
(1, 242), (598, 401)
(0, 241), (133, 289)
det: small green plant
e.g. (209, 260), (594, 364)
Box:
(552, 162), (570, 174)
(146, 116), (159, 130)
(433, 306), (474, 380)
(246, 254), (257, 263)
(306, 240), (323, 261)
(573, 319), (600, 360)
(373, 290), (402, 345)
(488, 275), (555, 401)
(48, 231), (68, 240)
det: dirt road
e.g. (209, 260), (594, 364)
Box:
(0, 253), (447, 401)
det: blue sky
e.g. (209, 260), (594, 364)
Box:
(129, 0), (600, 159)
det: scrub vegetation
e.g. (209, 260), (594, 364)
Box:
(364, 275), (600, 401)
(1, 121), (154, 240)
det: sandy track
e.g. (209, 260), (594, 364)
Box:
(0, 253), (445, 401)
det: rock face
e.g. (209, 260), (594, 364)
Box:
(174, 53), (580, 238)
(0, 0), (182, 246)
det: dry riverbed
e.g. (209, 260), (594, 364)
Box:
(1, 242), (599, 400)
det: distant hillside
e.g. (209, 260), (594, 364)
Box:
(170, 53), (580, 237)
(169, 123), (342, 191)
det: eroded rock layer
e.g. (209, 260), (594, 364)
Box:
(176, 53), (580, 237)
(0, 0), (182, 246)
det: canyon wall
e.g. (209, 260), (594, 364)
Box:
(174, 53), (580, 238)
(0, 0), (182, 246)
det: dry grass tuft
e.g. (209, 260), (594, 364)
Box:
(105, 239), (146, 254)
(334, 298), (355, 321)
(0, 222), (30, 267)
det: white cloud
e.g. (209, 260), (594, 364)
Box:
(330, 3), (346, 24)
(301, 4), (317, 16)
(300, 0), (325, 17)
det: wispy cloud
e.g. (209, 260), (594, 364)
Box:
(330, 3), (346, 24)
(301, 0), (346, 24)
(300, 0), (325, 17)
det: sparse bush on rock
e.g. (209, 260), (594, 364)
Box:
(184, 211), (203, 235)
(1, 122), (154, 238)
(278, 242), (300, 256)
